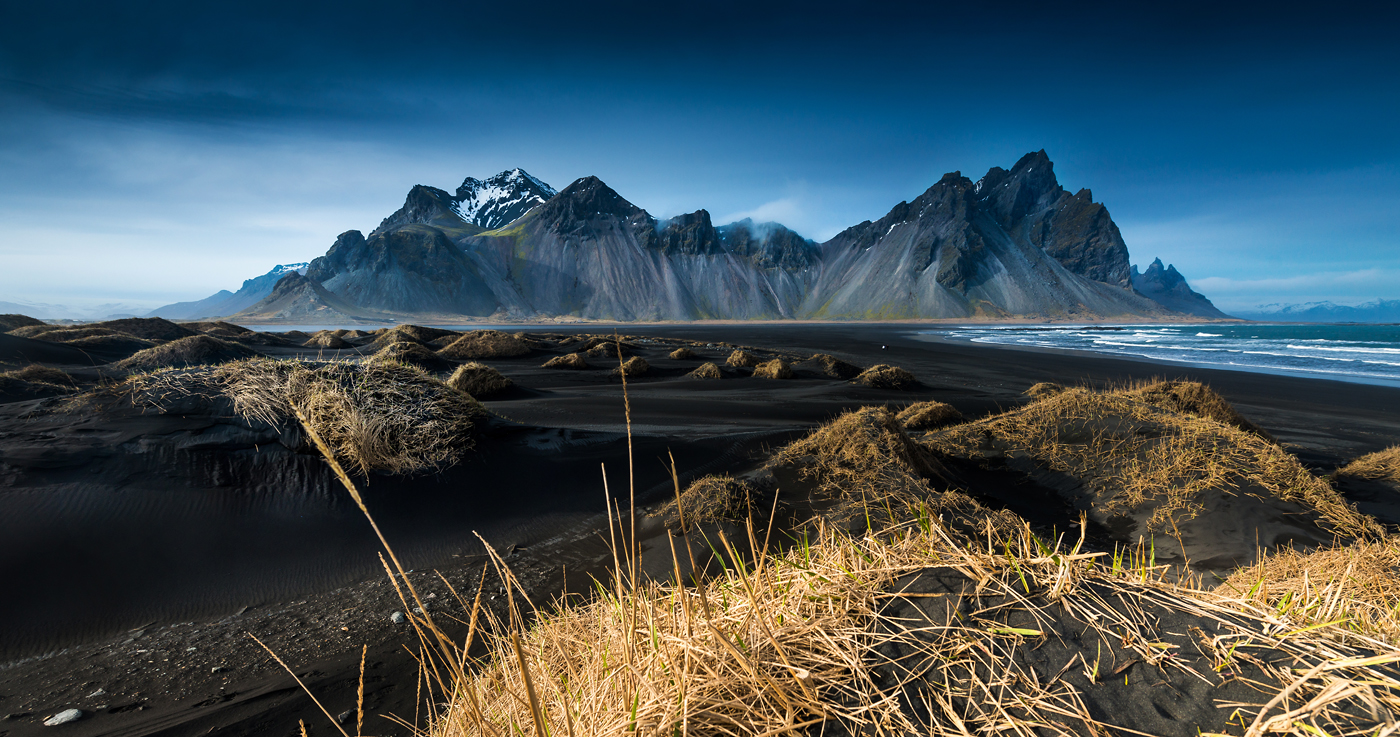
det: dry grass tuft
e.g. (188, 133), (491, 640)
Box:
(303, 332), (350, 349)
(768, 407), (1017, 539)
(366, 341), (454, 372)
(8, 317), (188, 343)
(184, 321), (253, 338)
(370, 324), (459, 348)
(896, 400), (964, 432)
(687, 362), (723, 379)
(438, 330), (531, 359)
(0, 365), (78, 400)
(1122, 379), (1275, 441)
(853, 364), (918, 390)
(88, 317), (195, 342)
(210, 358), (479, 475)
(652, 474), (761, 528)
(797, 353), (863, 379)
(1218, 538), (1400, 645)
(774, 407), (938, 501)
(446, 362), (513, 399)
(1025, 381), (1067, 400)
(572, 336), (639, 354)
(585, 341), (637, 360)
(726, 349), (760, 368)
(542, 353), (589, 370)
(0, 314), (48, 332)
(13, 326), (124, 342)
(115, 335), (258, 371)
(925, 386), (1382, 541)
(1338, 446), (1400, 483)
(64, 334), (159, 353)
(611, 356), (649, 377)
(751, 358), (794, 379)
(1, 364), (76, 386)
(668, 346), (698, 360)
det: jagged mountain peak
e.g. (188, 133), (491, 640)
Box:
(453, 168), (557, 229)
(653, 209), (725, 257)
(458, 168), (555, 197)
(536, 176), (648, 225)
(1131, 257), (1228, 318)
(1133, 258), (1187, 285)
(373, 169), (558, 236)
(372, 185), (466, 236)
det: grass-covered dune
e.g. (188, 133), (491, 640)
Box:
(297, 379), (1400, 737)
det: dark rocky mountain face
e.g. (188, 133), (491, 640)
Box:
(453, 168), (557, 229)
(232, 272), (363, 321)
(371, 185), (481, 237)
(652, 210), (726, 256)
(1131, 258), (1231, 318)
(717, 219), (819, 269)
(305, 227), (499, 316)
(534, 176), (652, 229)
(456, 178), (811, 320)
(976, 150), (1132, 287)
(803, 167), (1161, 319)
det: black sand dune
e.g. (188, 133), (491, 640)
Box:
(0, 332), (111, 366)
(2, 324), (1399, 736)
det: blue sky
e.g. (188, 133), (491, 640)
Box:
(0, 1), (1396, 315)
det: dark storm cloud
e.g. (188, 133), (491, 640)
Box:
(5, 1), (1390, 126)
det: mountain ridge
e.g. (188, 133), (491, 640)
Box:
(156, 156), (1226, 323)
(1234, 299), (1400, 323)
(148, 263), (310, 320)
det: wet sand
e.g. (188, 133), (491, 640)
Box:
(2, 323), (1399, 736)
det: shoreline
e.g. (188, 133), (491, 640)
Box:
(910, 329), (1400, 389)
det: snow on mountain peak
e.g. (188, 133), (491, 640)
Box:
(269, 262), (310, 276)
(451, 169), (557, 229)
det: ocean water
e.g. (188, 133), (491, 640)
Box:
(935, 323), (1400, 386)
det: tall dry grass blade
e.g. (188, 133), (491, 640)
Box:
(248, 632), (351, 737)
(615, 331), (638, 590)
(512, 631), (547, 737)
(357, 644), (367, 737)
(291, 402), (443, 634)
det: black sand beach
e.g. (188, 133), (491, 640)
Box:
(2, 323), (1399, 736)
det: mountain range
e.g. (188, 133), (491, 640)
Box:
(1233, 299), (1400, 323)
(149, 263), (310, 320)
(150, 152), (1228, 322)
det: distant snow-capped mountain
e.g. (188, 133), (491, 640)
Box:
(1234, 299), (1400, 323)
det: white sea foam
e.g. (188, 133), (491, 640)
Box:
(933, 323), (1400, 385)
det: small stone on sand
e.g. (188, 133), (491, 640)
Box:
(44, 709), (83, 726)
